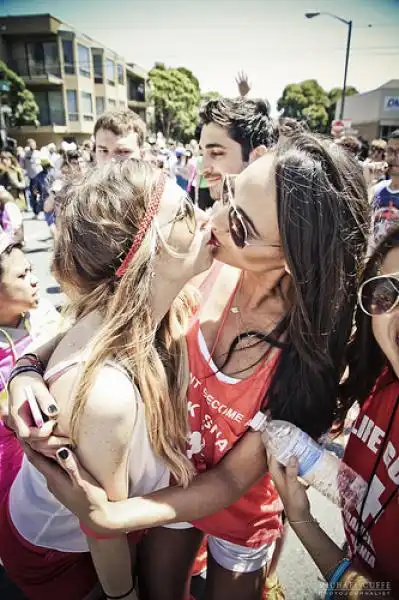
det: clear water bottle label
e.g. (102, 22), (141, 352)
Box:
(277, 431), (323, 477)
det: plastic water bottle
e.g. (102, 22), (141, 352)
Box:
(250, 412), (367, 510)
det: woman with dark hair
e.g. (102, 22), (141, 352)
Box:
(0, 152), (26, 211)
(0, 233), (59, 406)
(269, 227), (399, 599)
(7, 133), (370, 600)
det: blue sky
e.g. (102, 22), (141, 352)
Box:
(3, 0), (399, 113)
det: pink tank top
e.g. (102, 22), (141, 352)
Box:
(186, 267), (283, 547)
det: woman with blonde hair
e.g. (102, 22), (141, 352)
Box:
(0, 159), (213, 600)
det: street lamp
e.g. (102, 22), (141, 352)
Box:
(305, 11), (353, 119)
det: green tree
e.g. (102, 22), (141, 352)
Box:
(0, 60), (39, 126)
(327, 86), (358, 125)
(149, 64), (201, 141)
(176, 67), (200, 92)
(277, 79), (330, 132)
(201, 91), (222, 104)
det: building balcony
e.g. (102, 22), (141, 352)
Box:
(11, 59), (63, 85)
(128, 98), (149, 109)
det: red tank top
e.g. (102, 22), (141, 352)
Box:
(343, 369), (399, 596)
(187, 269), (283, 547)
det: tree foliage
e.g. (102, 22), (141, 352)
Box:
(149, 64), (202, 141)
(277, 79), (329, 132)
(201, 91), (222, 104)
(277, 79), (358, 133)
(327, 86), (358, 124)
(0, 60), (39, 127)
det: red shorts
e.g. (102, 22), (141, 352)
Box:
(0, 499), (98, 600)
(0, 421), (143, 600)
(0, 421), (98, 600)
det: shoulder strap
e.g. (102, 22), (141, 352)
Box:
(197, 261), (223, 304)
(45, 355), (132, 387)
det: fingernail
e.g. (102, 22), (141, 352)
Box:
(57, 448), (69, 460)
(47, 404), (58, 414)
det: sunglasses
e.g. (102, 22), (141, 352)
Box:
(165, 194), (196, 235)
(221, 175), (279, 250)
(358, 273), (399, 316)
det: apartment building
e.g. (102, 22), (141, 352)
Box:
(0, 13), (151, 146)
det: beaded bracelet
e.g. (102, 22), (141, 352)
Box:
(325, 558), (351, 600)
(17, 353), (45, 374)
(7, 365), (43, 391)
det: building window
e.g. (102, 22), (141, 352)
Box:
(96, 96), (105, 116)
(108, 99), (116, 109)
(119, 100), (126, 110)
(106, 59), (115, 85)
(81, 91), (94, 121)
(24, 41), (61, 78)
(128, 78), (145, 102)
(67, 90), (78, 122)
(35, 90), (65, 126)
(117, 64), (124, 85)
(92, 53), (103, 84)
(9, 40), (61, 78)
(62, 39), (75, 75)
(78, 44), (91, 77)
(8, 41), (27, 76)
(380, 125), (398, 139)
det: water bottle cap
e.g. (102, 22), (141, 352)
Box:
(249, 411), (269, 433)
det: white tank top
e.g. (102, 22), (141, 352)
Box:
(9, 357), (170, 553)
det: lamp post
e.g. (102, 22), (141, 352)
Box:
(305, 11), (353, 120)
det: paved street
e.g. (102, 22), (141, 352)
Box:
(0, 215), (345, 599)
(23, 214), (65, 309)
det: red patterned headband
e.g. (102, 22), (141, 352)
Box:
(116, 173), (166, 278)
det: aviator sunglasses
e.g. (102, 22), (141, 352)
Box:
(164, 194), (197, 235)
(221, 174), (279, 250)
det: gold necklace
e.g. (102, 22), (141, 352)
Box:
(230, 274), (243, 314)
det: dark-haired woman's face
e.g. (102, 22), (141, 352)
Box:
(209, 153), (285, 273)
(372, 246), (399, 378)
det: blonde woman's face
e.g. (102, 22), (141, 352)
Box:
(155, 180), (214, 282)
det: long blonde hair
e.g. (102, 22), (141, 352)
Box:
(53, 160), (195, 486)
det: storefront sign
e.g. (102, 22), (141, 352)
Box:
(384, 96), (399, 110)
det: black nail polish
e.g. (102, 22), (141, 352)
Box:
(58, 448), (69, 460)
(47, 404), (58, 414)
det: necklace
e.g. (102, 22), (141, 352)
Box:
(230, 274), (243, 314)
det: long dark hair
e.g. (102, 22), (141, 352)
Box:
(339, 227), (399, 416)
(264, 133), (370, 439)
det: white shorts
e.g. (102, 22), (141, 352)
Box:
(163, 522), (275, 573)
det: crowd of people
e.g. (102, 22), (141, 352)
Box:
(0, 98), (398, 600)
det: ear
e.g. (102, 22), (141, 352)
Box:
(249, 145), (268, 163)
(284, 262), (292, 276)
